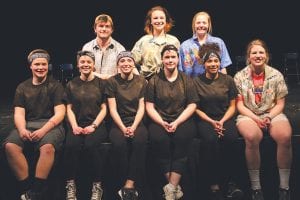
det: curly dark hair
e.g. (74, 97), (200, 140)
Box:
(198, 43), (221, 64)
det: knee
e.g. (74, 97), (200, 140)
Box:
(5, 142), (21, 155)
(39, 144), (55, 156)
(276, 135), (292, 148)
(244, 134), (262, 149)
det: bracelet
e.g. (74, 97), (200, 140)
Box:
(91, 123), (98, 129)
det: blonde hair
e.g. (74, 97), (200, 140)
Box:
(192, 11), (212, 35)
(94, 14), (114, 30)
(144, 6), (174, 34)
(246, 39), (270, 65)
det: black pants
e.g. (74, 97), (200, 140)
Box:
(196, 118), (239, 186)
(148, 119), (196, 175)
(109, 122), (148, 183)
(63, 123), (108, 181)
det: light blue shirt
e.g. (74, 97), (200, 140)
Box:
(179, 34), (232, 77)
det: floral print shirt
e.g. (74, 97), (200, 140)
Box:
(234, 65), (288, 115)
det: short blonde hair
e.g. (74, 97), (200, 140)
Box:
(192, 11), (212, 35)
(94, 14), (114, 30)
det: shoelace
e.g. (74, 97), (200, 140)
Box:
(91, 184), (103, 200)
(66, 184), (76, 199)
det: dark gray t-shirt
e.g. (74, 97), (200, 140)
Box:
(145, 71), (199, 122)
(65, 76), (106, 127)
(105, 74), (147, 126)
(14, 76), (65, 121)
(193, 73), (238, 118)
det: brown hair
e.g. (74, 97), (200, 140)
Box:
(246, 39), (270, 65)
(144, 6), (174, 34)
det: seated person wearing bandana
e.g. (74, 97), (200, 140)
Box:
(193, 43), (243, 200)
(3, 49), (66, 200)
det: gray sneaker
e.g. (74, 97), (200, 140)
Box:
(118, 187), (138, 200)
(91, 182), (103, 200)
(66, 180), (77, 200)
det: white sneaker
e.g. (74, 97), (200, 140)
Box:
(66, 180), (77, 200)
(91, 182), (103, 200)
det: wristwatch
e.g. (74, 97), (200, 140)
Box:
(91, 123), (98, 129)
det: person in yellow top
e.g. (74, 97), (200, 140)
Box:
(132, 6), (180, 80)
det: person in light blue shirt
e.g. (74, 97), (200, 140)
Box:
(179, 11), (232, 77)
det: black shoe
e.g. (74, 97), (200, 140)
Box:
(251, 189), (264, 200)
(279, 188), (290, 200)
(118, 187), (138, 200)
(209, 190), (224, 200)
(226, 182), (243, 200)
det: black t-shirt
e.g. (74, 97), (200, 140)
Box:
(105, 74), (147, 126)
(145, 71), (199, 122)
(13, 76), (65, 121)
(193, 73), (238, 118)
(65, 76), (106, 127)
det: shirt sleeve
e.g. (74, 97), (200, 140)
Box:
(104, 77), (116, 98)
(185, 75), (199, 104)
(145, 76), (155, 103)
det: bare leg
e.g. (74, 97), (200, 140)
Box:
(270, 120), (292, 189)
(270, 120), (292, 169)
(237, 120), (263, 190)
(35, 144), (55, 179)
(5, 143), (29, 180)
(237, 120), (263, 170)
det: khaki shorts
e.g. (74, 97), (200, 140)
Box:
(236, 113), (289, 126)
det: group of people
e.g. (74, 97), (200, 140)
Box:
(2, 5), (293, 200)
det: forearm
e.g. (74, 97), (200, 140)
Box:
(174, 103), (196, 125)
(14, 114), (27, 132)
(220, 101), (236, 123)
(268, 98), (285, 119)
(110, 109), (126, 130)
(92, 103), (107, 127)
(237, 101), (259, 120)
(67, 106), (78, 128)
(41, 104), (66, 133)
(196, 109), (214, 123)
(220, 106), (235, 123)
(146, 103), (164, 125)
(132, 105), (144, 129)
